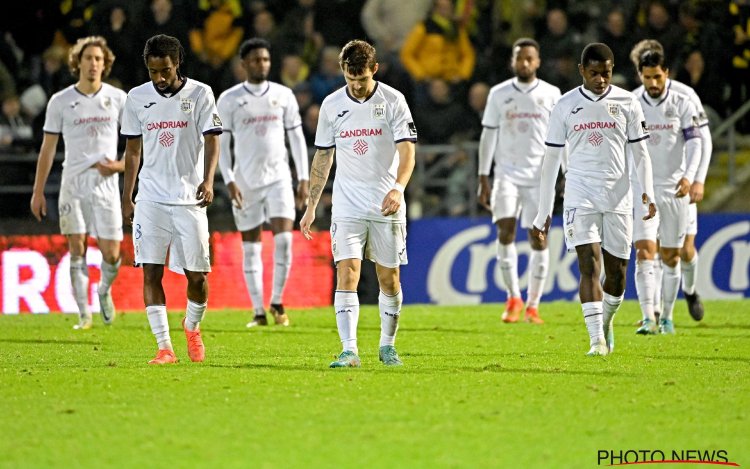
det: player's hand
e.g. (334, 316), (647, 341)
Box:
(228, 181), (243, 209)
(122, 198), (135, 226)
(95, 159), (123, 176)
(196, 180), (214, 208)
(296, 180), (309, 210)
(477, 175), (491, 211)
(30, 192), (46, 221)
(642, 193), (657, 220)
(675, 177), (690, 198)
(689, 181), (704, 203)
(381, 189), (402, 217)
(530, 216), (551, 242)
(300, 207), (315, 240)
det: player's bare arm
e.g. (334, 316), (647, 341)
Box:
(30, 132), (60, 221)
(296, 180), (309, 210)
(477, 175), (491, 210)
(300, 147), (335, 240)
(675, 177), (690, 198)
(530, 215), (552, 242)
(94, 158), (125, 176)
(381, 140), (415, 217)
(689, 181), (704, 203)
(197, 133), (220, 208)
(121, 137), (142, 226)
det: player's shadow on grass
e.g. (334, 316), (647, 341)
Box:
(476, 364), (635, 377)
(0, 338), (100, 346)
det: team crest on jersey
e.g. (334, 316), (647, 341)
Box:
(269, 97), (280, 108)
(372, 103), (386, 120)
(607, 103), (620, 117)
(212, 113), (222, 127)
(101, 96), (112, 109)
(180, 98), (193, 114)
(665, 107), (676, 118)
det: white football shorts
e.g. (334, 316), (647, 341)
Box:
(490, 176), (540, 229)
(563, 206), (632, 260)
(330, 218), (407, 268)
(232, 179), (295, 231)
(633, 187), (688, 248)
(687, 202), (698, 236)
(133, 200), (211, 274)
(58, 169), (123, 240)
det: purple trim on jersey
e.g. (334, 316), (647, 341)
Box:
(285, 124), (302, 131)
(345, 82), (379, 104)
(152, 77), (189, 98)
(203, 129), (223, 136)
(121, 133), (142, 138)
(242, 81), (270, 97)
(699, 123), (709, 128)
(511, 79), (540, 94)
(395, 138), (417, 144)
(43, 130), (62, 135)
(628, 135), (649, 143)
(578, 86), (611, 102)
(640, 89), (669, 107)
(545, 142), (565, 147)
(683, 126), (701, 140)
(482, 125), (499, 129)
(73, 85), (103, 98)
(315, 144), (336, 150)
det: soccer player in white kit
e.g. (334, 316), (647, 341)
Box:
(630, 50), (702, 335)
(300, 40), (417, 368)
(478, 38), (561, 324)
(31, 36), (126, 330)
(217, 38), (309, 328)
(121, 35), (222, 365)
(531, 43), (656, 356)
(629, 40), (712, 324)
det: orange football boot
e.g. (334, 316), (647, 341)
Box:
(183, 318), (205, 362)
(501, 297), (523, 323)
(148, 349), (177, 365)
(524, 307), (544, 324)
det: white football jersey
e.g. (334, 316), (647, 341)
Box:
(315, 82), (417, 222)
(482, 78), (561, 185)
(636, 89), (701, 187)
(121, 78), (222, 205)
(546, 85), (649, 213)
(43, 83), (126, 180)
(217, 81), (302, 189)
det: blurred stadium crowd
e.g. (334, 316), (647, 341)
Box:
(0, 0), (748, 222)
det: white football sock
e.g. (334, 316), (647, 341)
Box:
(582, 301), (604, 345)
(185, 299), (206, 331)
(497, 241), (521, 298)
(681, 254), (698, 295)
(635, 260), (656, 322)
(146, 305), (172, 350)
(526, 248), (549, 308)
(334, 290), (359, 354)
(69, 255), (90, 318)
(654, 255), (663, 314)
(242, 241), (264, 315)
(379, 289), (402, 347)
(271, 232), (292, 305)
(602, 292), (623, 333)
(98, 259), (120, 294)
(661, 262), (681, 321)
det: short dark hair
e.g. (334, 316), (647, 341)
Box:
(239, 38), (271, 59)
(339, 40), (377, 75)
(143, 34), (184, 66)
(580, 43), (614, 66)
(637, 50), (667, 71)
(512, 38), (539, 52)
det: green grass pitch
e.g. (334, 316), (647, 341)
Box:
(1, 300), (748, 468)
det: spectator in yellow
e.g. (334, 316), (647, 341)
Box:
(400, 0), (476, 85)
(190, 0), (244, 89)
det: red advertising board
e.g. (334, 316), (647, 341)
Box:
(0, 231), (333, 314)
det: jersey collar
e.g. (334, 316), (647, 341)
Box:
(641, 88), (669, 107)
(153, 76), (188, 98)
(345, 81), (379, 104)
(73, 84), (103, 98)
(511, 78), (539, 93)
(243, 81), (270, 96)
(578, 85), (611, 102)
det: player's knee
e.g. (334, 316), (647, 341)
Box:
(661, 248), (681, 268)
(273, 232), (293, 265)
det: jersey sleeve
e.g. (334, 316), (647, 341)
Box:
(42, 94), (63, 134)
(197, 88), (223, 135)
(283, 88), (303, 130)
(120, 93), (142, 137)
(544, 100), (566, 147)
(216, 91), (234, 133)
(116, 90), (126, 125)
(391, 93), (417, 143)
(627, 98), (649, 143)
(314, 101), (335, 149)
(481, 88), (501, 128)
(680, 99), (701, 141)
